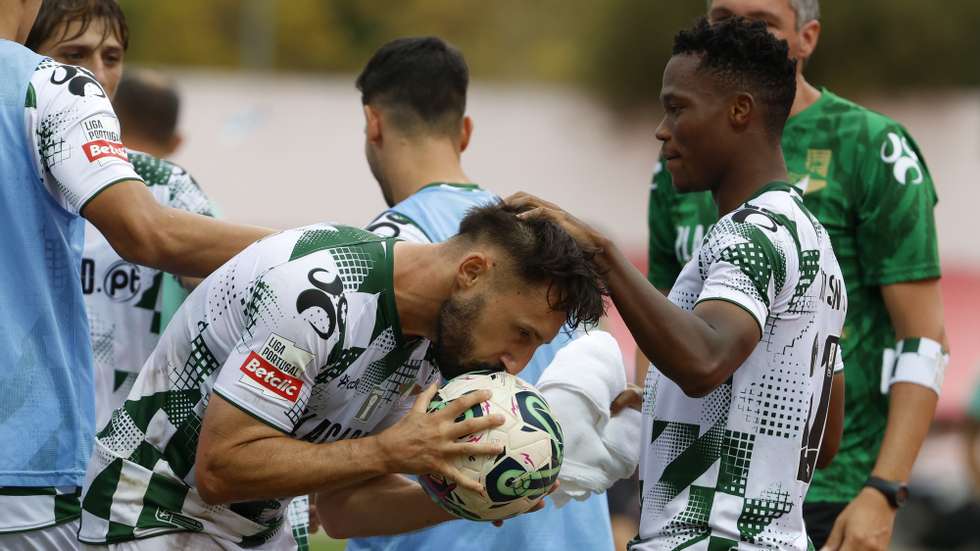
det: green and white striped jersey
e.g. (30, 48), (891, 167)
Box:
(632, 183), (846, 550)
(78, 224), (437, 546)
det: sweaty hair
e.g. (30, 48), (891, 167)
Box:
(25, 0), (129, 52)
(356, 36), (468, 136)
(113, 70), (180, 146)
(673, 17), (797, 137)
(454, 202), (608, 330)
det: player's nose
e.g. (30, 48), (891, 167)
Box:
(655, 116), (671, 143)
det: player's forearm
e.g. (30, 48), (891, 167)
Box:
(870, 382), (938, 482)
(315, 475), (453, 539)
(196, 433), (391, 505)
(599, 239), (737, 396)
(138, 207), (273, 277)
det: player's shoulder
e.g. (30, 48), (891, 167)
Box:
(29, 58), (111, 109)
(818, 89), (915, 140)
(403, 182), (499, 209)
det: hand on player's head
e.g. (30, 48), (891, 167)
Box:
(505, 192), (607, 257)
(378, 384), (504, 495)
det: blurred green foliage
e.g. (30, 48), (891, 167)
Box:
(118, 0), (980, 110)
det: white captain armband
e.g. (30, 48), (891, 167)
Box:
(880, 337), (948, 396)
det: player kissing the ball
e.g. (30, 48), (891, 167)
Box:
(77, 203), (606, 550)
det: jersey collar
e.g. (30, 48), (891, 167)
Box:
(746, 181), (797, 202)
(419, 182), (483, 192)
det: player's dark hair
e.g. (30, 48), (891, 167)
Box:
(673, 17), (797, 136)
(455, 202), (608, 330)
(356, 36), (468, 135)
(113, 70), (180, 145)
(26, 0), (129, 52)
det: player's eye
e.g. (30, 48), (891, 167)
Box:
(61, 49), (85, 61)
(517, 328), (532, 341)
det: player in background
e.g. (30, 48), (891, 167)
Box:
(78, 206), (607, 549)
(347, 36), (615, 551)
(511, 17), (845, 549)
(0, 1), (271, 548)
(26, 0), (217, 429)
(640, 2), (948, 549)
(112, 69), (183, 159)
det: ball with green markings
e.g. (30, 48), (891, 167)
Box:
(419, 371), (564, 521)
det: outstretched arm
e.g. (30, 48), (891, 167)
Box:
(83, 180), (273, 278)
(195, 385), (503, 504)
(508, 192), (759, 397)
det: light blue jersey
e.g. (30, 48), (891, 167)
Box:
(355, 182), (614, 551)
(0, 41), (142, 532)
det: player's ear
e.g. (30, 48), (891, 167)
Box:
(797, 19), (820, 63)
(730, 93), (753, 130)
(456, 252), (490, 290)
(459, 116), (473, 153)
(364, 105), (382, 145)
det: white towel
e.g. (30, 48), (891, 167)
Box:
(537, 330), (642, 507)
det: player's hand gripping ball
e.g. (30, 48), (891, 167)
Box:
(419, 371), (564, 521)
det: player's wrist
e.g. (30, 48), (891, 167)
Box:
(365, 434), (398, 474)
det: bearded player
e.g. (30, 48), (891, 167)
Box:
(77, 205), (606, 549)
(642, 2), (948, 549)
(348, 36), (615, 551)
(511, 17), (845, 549)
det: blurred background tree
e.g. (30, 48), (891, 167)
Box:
(118, 0), (980, 110)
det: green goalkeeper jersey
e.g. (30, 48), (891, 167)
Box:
(646, 89), (941, 504)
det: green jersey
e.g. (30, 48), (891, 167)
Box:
(646, 89), (941, 503)
(78, 224), (437, 546)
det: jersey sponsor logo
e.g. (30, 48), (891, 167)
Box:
(238, 333), (313, 402)
(880, 132), (924, 185)
(49, 64), (106, 98)
(239, 351), (304, 402)
(80, 258), (143, 301)
(83, 139), (128, 163)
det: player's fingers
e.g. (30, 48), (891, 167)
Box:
(445, 466), (484, 495)
(448, 415), (504, 439)
(820, 517), (845, 551)
(451, 441), (505, 458)
(413, 383), (439, 413)
(610, 385), (643, 415)
(442, 389), (492, 417)
(505, 191), (560, 211)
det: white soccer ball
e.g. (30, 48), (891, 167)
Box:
(419, 371), (564, 521)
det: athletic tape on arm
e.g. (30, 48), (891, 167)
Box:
(880, 337), (948, 396)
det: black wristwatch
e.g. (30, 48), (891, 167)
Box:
(864, 476), (910, 509)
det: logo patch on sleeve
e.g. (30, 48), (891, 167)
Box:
(81, 114), (128, 165)
(238, 333), (314, 403)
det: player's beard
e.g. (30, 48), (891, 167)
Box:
(433, 292), (504, 380)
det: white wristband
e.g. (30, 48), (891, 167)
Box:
(880, 337), (947, 396)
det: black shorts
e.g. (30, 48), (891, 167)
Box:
(803, 501), (847, 549)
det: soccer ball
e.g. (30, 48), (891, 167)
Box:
(419, 371), (564, 521)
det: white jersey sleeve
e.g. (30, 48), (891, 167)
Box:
(694, 215), (782, 333)
(211, 264), (336, 433)
(26, 60), (141, 214)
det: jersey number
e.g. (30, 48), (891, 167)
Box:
(797, 333), (840, 483)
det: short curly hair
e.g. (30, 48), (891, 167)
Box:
(455, 202), (608, 330)
(673, 17), (797, 136)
